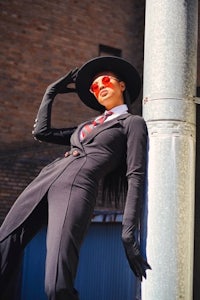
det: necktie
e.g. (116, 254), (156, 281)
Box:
(80, 111), (113, 140)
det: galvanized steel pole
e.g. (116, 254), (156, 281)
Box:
(142, 1), (198, 299)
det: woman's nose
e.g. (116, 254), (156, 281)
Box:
(99, 83), (105, 90)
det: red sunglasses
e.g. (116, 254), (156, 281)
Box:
(90, 75), (119, 94)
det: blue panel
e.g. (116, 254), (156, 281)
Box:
(75, 224), (136, 300)
(21, 224), (137, 300)
(21, 228), (47, 300)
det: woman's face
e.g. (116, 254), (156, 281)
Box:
(90, 72), (126, 110)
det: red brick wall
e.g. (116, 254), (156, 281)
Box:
(0, 0), (145, 222)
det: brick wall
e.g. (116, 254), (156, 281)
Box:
(0, 0), (145, 222)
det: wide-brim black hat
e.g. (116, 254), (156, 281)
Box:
(75, 56), (141, 111)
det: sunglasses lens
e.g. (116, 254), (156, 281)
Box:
(90, 83), (99, 93)
(90, 76), (112, 94)
(102, 76), (110, 85)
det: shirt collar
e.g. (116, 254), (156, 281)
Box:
(105, 104), (128, 115)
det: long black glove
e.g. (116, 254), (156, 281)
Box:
(122, 224), (151, 281)
(33, 68), (79, 144)
(46, 68), (79, 95)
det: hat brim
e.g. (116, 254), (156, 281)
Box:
(76, 56), (141, 111)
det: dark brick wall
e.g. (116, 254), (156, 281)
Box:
(0, 0), (145, 222)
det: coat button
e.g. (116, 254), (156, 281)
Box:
(72, 150), (80, 157)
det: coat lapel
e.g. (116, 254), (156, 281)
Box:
(71, 113), (131, 145)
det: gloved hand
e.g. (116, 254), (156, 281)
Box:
(122, 225), (151, 281)
(33, 68), (79, 139)
(46, 68), (79, 95)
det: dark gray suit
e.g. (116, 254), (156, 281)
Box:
(0, 92), (147, 300)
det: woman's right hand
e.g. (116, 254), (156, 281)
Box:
(46, 68), (79, 95)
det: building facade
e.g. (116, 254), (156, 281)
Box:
(0, 0), (145, 219)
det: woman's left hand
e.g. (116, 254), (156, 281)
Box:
(122, 239), (151, 281)
(122, 224), (151, 281)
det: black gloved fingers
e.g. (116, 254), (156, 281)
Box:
(45, 68), (79, 94)
(128, 255), (148, 281)
(55, 69), (78, 93)
(70, 67), (79, 82)
(124, 243), (151, 281)
(65, 87), (77, 93)
(60, 68), (78, 85)
(130, 259), (144, 281)
(122, 233), (152, 280)
(143, 260), (151, 270)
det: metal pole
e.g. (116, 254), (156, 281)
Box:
(142, 1), (198, 299)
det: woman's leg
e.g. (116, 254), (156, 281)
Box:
(0, 231), (24, 300)
(0, 198), (47, 300)
(45, 183), (95, 300)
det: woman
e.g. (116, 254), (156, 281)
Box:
(0, 56), (150, 300)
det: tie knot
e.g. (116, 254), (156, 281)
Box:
(80, 111), (113, 140)
(93, 111), (113, 126)
(104, 111), (113, 117)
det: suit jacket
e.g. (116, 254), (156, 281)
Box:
(0, 91), (147, 243)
